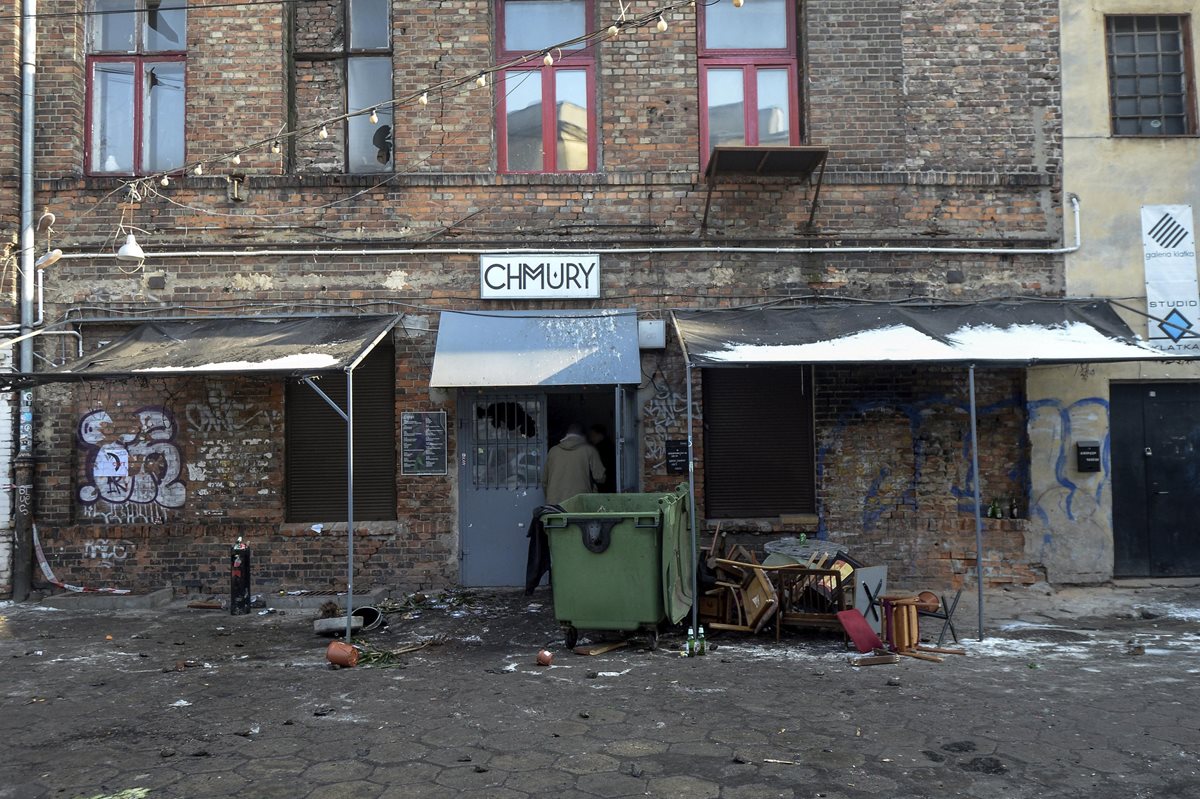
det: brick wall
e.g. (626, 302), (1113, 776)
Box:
(13, 0), (1065, 593)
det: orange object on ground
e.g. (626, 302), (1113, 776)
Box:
(326, 641), (360, 667)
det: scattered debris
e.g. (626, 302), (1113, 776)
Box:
(313, 706), (334, 717)
(356, 637), (442, 667)
(536, 649), (554, 666)
(762, 758), (799, 766)
(849, 653), (900, 667)
(573, 641), (629, 656)
(169, 700), (192, 708)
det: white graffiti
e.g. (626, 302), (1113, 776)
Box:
(83, 538), (136, 568)
(644, 380), (689, 470)
(186, 386), (269, 435)
(78, 407), (187, 519)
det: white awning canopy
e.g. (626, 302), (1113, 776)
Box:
(430, 309), (642, 387)
(672, 300), (1191, 366)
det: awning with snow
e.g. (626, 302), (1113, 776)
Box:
(430, 309), (641, 387)
(672, 300), (1188, 366)
(0, 315), (401, 388)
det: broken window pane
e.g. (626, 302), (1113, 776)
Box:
(90, 0), (137, 52)
(707, 69), (746, 148)
(91, 62), (136, 172)
(347, 56), (393, 172)
(757, 68), (790, 145)
(144, 0), (186, 51)
(504, 0), (585, 52)
(555, 69), (588, 171)
(705, 0), (786, 50)
(142, 61), (185, 172)
(349, 0), (389, 50)
(505, 71), (543, 171)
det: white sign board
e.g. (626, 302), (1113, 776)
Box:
(1142, 204), (1200, 353)
(480, 254), (600, 299)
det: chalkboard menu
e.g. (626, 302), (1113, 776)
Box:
(665, 439), (689, 475)
(401, 411), (448, 476)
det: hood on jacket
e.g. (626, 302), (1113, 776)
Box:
(557, 433), (586, 450)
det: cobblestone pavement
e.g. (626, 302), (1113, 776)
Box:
(2, 584), (1199, 799)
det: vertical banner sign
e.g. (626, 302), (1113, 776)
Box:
(1142, 204), (1200, 352)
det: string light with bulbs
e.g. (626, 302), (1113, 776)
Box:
(121, 0), (737, 201)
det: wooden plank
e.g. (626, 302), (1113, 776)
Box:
(899, 649), (944, 663)
(573, 641), (629, 656)
(849, 654), (901, 666)
(916, 645), (966, 656)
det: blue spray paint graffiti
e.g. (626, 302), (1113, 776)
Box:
(1026, 397), (1110, 531)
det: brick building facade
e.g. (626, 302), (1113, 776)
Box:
(3, 0), (1070, 596)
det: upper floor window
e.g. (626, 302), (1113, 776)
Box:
(698, 0), (799, 167)
(497, 0), (596, 173)
(1106, 15), (1196, 136)
(293, 0), (394, 174)
(87, 0), (187, 175)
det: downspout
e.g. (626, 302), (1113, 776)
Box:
(11, 0), (37, 601)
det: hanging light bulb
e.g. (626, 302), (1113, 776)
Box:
(656, 14), (668, 32)
(271, 140), (281, 155)
(231, 153), (241, 165)
(160, 175), (169, 187)
(318, 125), (329, 139)
(543, 52), (554, 66)
(369, 108), (379, 124)
(608, 24), (619, 37)
(193, 163), (203, 176)
(476, 73), (487, 88)
(418, 92), (429, 105)
(732, 0), (744, 6)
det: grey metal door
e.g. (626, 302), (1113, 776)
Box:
(615, 385), (640, 492)
(1112, 383), (1200, 577)
(458, 392), (546, 586)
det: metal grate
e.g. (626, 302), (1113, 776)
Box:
(1107, 15), (1194, 136)
(471, 395), (545, 490)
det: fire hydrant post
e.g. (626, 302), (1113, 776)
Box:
(230, 537), (251, 616)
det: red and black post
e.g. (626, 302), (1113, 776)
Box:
(230, 537), (251, 615)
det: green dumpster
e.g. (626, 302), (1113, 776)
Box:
(543, 484), (693, 649)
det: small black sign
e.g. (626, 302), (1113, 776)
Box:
(401, 411), (448, 476)
(665, 440), (689, 475)
(1075, 440), (1101, 473)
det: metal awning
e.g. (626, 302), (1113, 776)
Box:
(430, 309), (641, 388)
(1, 315), (401, 388)
(672, 300), (1188, 366)
(702, 145), (830, 230)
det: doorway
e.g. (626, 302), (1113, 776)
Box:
(458, 386), (638, 586)
(1111, 382), (1200, 577)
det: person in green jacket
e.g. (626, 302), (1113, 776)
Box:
(544, 423), (607, 504)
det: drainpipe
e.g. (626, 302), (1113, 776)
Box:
(11, 0), (37, 601)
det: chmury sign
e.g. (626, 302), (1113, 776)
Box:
(480, 254), (600, 299)
(1142, 205), (1199, 352)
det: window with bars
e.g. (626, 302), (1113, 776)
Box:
(86, 0), (187, 175)
(1106, 15), (1195, 136)
(496, 0), (597, 173)
(292, 0), (394, 173)
(697, 0), (800, 169)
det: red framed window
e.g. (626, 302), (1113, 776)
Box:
(698, 0), (799, 167)
(86, 0), (187, 175)
(496, 0), (597, 173)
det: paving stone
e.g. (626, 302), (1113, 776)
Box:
(647, 774), (721, 799)
(575, 771), (649, 797)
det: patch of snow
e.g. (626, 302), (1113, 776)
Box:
(596, 669), (632, 677)
(1151, 603), (1200, 623)
(134, 353), (340, 373)
(169, 699), (192, 707)
(710, 326), (956, 364)
(717, 643), (847, 662)
(948, 322), (1166, 362)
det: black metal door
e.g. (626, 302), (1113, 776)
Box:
(1112, 383), (1200, 577)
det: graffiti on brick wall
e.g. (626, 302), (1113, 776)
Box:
(78, 407), (187, 524)
(185, 385), (271, 435)
(645, 379), (689, 471)
(83, 538), (137, 568)
(817, 393), (1025, 536)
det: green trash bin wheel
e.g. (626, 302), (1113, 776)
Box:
(564, 625), (579, 649)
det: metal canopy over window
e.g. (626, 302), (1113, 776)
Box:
(0, 315), (400, 387)
(701, 145), (829, 230)
(429, 310), (641, 387)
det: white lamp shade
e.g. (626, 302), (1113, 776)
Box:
(117, 233), (145, 262)
(35, 248), (62, 269)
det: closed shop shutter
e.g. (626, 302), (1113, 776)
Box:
(285, 342), (396, 521)
(703, 366), (815, 518)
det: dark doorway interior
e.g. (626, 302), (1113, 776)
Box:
(547, 389), (616, 493)
(1112, 382), (1200, 578)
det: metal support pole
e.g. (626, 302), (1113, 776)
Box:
(685, 364), (700, 636)
(12, 0), (39, 601)
(968, 364), (985, 641)
(345, 370), (355, 640)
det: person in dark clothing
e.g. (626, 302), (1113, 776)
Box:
(588, 423), (616, 493)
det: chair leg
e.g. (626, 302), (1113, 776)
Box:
(938, 591), (962, 646)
